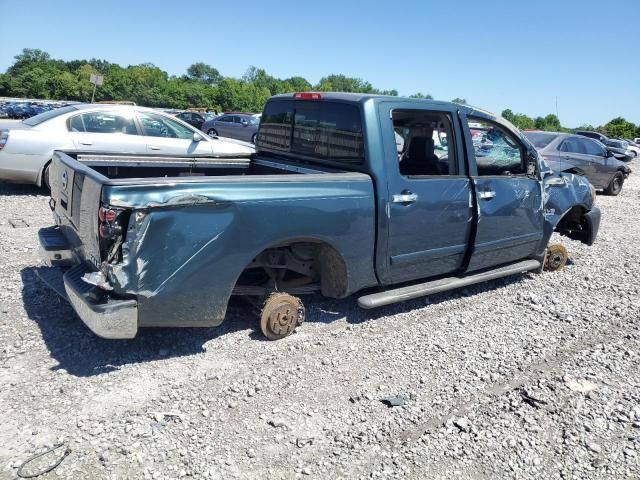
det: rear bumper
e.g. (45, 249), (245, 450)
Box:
(38, 226), (138, 339)
(64, 265), (138, 339)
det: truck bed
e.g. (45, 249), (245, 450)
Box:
(56, 151), (336, 184)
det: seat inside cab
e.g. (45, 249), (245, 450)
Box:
(393, 110), (457, 176)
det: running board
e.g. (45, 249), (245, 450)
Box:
(358, 259), (541, 309)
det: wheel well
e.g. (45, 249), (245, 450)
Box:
(235, 241), (349, 298)
(554, 205), (588, 242)
(38, 160), (52, 188)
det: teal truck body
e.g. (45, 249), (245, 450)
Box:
(38, 93), (600, 339)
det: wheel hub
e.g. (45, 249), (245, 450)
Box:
(267, 302), (297, 337)
(260, 293), (305, 340)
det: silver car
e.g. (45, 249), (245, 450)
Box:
(0, 104), (254, 188)
(524, 131), (631, 196)
(202, 113), (260, 143)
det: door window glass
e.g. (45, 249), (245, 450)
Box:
(581, 138), (605, 156)
(138, 112), (194, 139)
(68, 112), (138, 135)
(560, 137), (586, 154)
(467, 118), (524, 175)
(392, 109), (457, 176)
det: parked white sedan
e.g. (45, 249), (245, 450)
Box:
(0, 104), (254, 188)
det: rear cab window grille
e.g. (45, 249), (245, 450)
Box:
(257, 100), (365, 166)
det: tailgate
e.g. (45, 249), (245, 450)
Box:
(50, 150), (105, 269)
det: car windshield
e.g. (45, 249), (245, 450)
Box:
(22, 105), (78, 126)
(522, 131), (558, 148)
(249, 115), (260, 125)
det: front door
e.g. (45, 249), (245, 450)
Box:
(377, 103), (473, 285)
(137, 111), (213, 155)
(463, 115), (544, 272)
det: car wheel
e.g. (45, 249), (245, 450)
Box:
(251, 133), (257, 144)
(42, 164), (51, 191)
(604, 172), (624, 196)
(207, 128), (218, 137)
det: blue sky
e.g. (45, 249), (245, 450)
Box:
(1, 0), (638, 127)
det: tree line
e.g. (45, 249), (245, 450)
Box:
(1, 48), (638, 138)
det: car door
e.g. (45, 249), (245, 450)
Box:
(214, 115), (234, 137)
(556, 135), (598, 179)
(461, 115), (544, 272)
(377, 102), (473, 285)
(67, 110), (147, 153)
(237, 115), (254, 142)
(137, 111), (213, 155)
(577, 137), (613, 188)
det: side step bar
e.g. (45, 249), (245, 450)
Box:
(358, 259), (541, 309)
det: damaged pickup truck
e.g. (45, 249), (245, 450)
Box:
(38, 92), (601, 340)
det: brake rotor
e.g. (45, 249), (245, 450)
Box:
(260, 292), (305, 340)
(544, 244), (568, 272)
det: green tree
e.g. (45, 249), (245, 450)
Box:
(410, 92), (433, 99)
(542, 114), (561, 131)
(602, 117), (637, 139)
(315, 74), (374, 93)
(186, 62), (221, 85)
(451, 97), (467, 104)
(501, 109), (515, 123)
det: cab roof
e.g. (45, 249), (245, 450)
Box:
(268, 92), (496, 120)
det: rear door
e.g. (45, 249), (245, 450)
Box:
(67, 110), (147, 153)
(137, 111), (213, 155)
(461, 115), (544, 272)
(377, 102), (473, 284)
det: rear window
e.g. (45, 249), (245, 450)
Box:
(256, 100), (364, 164)
(523, 131), (558, 149)
(22, 105), (78, 126)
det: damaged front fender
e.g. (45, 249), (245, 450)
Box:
(541, 171), (600, 247)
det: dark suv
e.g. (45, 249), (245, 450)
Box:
(575, 130), (609, 143)
(201, 113), (260, 143)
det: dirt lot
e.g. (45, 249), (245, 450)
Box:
(0, 166), (639, 480)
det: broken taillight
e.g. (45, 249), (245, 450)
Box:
(98, 206), (122, 239)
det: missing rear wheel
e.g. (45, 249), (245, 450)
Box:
(260, 292), (305, 340)
(544, 244), (568, 272)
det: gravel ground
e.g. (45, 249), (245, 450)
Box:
(0, 166), (639, 480)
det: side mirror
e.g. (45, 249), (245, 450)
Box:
(241, 120), (248, 126)
(605, 150), (614, 157)
(192, 132), (203, 142)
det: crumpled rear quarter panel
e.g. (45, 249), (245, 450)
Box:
(101, 176), (377, 327)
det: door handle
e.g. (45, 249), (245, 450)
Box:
(479, 191), (496, 200)
(149, 145), (160, 150)
(79, 141), (92, 146)
(392, 192), (418, 204)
